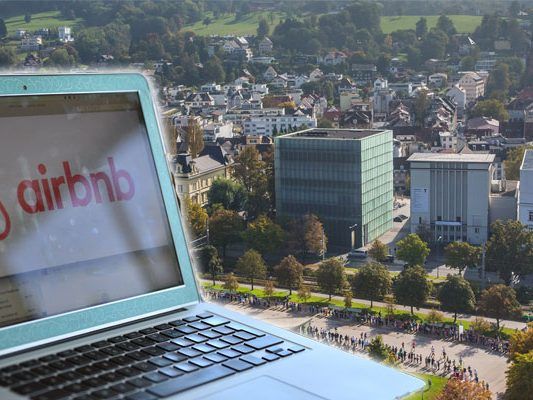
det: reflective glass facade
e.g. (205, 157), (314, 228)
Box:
(275, 129), (393, 248)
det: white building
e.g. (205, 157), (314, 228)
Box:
(58, 26), (73, 42)
(438, 131), (457, 150)
(20, 35), (42, 51)
(447, 85), (467, 110)
(518, 149), (533, 230)
(408, 153), (496, 245)
(457, 72), (485, 103)
(203, 122), (234, 142)
(200, 83), (221, 93)
(263, 66), (278, 81)
(428, 73), (447, 88)
(340, 90), (362, 111)
(243, 110), (317, 136)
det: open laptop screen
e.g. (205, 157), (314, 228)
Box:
(0, 92), (183, 329)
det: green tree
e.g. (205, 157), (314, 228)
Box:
(235, 249), (267, 290)
(487, 62), (511, 97)
(505, 351), (533, 400)
(303, 214), (327, 256)
(207, 178), (247, 211)
(413, 89), (430, 127)
(393, 265), (432, 315)
(298, 284), (311, 303)
(0, 47), (17, 67)
(186, 118), (204, 158)
(209, 209), (244, 257)
(509, 325), (533, 362)
(436, 379), (492, 400)
(438, 275), (476, 322)
(350, 262), (392, 308)
(257, 18), (269, 38)
(263, 279), (274, 297)
(470, 99), (509, 121)
(368, 240), (389, 263)
(244, 215), (285, 255)
(420, 29), (448, 61)
(367, 336), (390, 361)
(274, 255), (303, 295)
(396, 234), (430, 267)
(0, 18), (7, 38)
(436, 15), (457, 36)
(45, 48), (76, 66)
(444, 241), (481, 273)
(505, 145), (533, 180)
(223, 272), (239, 292)
(204, 55), (225, 83)
(460, 56), (477, 71)
(316, 258), (346, 300)
(344, 291), (352, 308)
(183, 196), (208, 237)
(478, 284), (521, 330)
(202, 245), (222, 286)
(415, 17), (428, 38)
(485, 220), (533, 284)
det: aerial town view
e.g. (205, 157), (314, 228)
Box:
(1, 0), (533, 399)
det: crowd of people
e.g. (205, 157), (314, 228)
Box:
(203, 288), (510, 355)
(301, 324), (491, 391)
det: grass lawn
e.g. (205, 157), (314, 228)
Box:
(381, 15), (483, 34)
(402, 373), (448, 400)
(203, 283), (516, 336)
(4, 11), (84, 37)
(182, 11), (283, 37)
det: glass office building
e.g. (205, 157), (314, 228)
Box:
(275, 129), (393, 249)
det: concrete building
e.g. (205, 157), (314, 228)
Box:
(408, 153), (495, 245)
(518, 150), (533, 230)
(275, 128), (393, 248)
(243, 110), (316, 136)
(58, 26), (73, 42)
(457, 72), (485, 103)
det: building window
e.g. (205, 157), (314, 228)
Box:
(529, 211), (533, 221)
(475, 228), (480, 233)
(456, 217), (461, 222)
(437, 216), (442, 221)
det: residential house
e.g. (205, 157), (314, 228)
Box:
(446, 85), (467, 115)
(351, 64), (377, 86)
(321, 51), (347, 66)
(242, 109), (317, 136)
(263, 65), (278, 81)
(20, 35), (42, 51)
(184, 93), (215, 110)
(309, 68), (324, 82)
(203, 122), (234, 142)
(466, 117), (500, 137)
(258, 37), (273, 54)
(457, 72), (485, 103)
(428, 73), (447, 88)
(58, 26), (73, 42)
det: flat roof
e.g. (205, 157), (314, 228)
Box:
(408, 153), (496, 163)
(279, 128), (389, 140)
(521, 149), (533, 171)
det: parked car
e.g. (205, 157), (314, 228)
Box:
(348, 248), (368, 259)
(398, 214), (408, 220)
(393, 216), (403, 222)
(385, 255), (395, 263)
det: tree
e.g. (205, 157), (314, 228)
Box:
(470, 99), (509, 122)
(436, 15), (457, 36)
(420, 29), (448, 61)
(487, 62), (511, 97)
(303, 214), (327, 256)
(505, 351), (533, 400)
(257, 18), (269, 38)
(396, 234), (430, 267)
(202, 245), (222, 286)
(413, 89), (430, 127)
(24, 14), (31, 23)
(350, 262), (392, 308)
(505, 145), (533, 180)
(0, 47), (17, 67)
(367, 336), (390, 361)
(45, 48), (76, 67)
(298, 284), (311, 303)
(275, 255), (303, 295)
(204, 55), (225, 83)
(344, 291), (352, 308)
(316, 258), (346, 300)
(436, 379), (492, 400)
(438, 275), (476, 323)
(223, 272), (239, 292)
(244, 215), (285, 255)
(444, 241), (481, 273)
(509, 325), (533, 362)
(183, 196), (208, 237)
(209, 209), (244, 257)
(485, 220), (533, 284)
(460, 56), (477, 71)
(0, 18), (7, 38)
(427, 309), (444, 323)
(186, 118), (204, 158)
(263, 279), (274, 297)
(416, 17), (428, 38)
(317, 118), (334, 128)
(235, 249), (266, 290)
(393, 265), (432, 315)
(478, 284), (521, 330)
(368, 240), (389, 263)
(207, 178), (247, 211)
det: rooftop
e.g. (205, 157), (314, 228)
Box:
(408, 153), (496, 163)
(521, 149), (533, 171)
(280, 128), (389, 140)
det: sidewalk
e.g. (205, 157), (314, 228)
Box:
(201, 279), (527, 331)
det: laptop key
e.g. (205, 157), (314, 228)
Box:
(188, 322), (210, 331)
(217, 349), (241, 359)
(58, 350), (77, 358)
(139, 328), (158, 335)
(240, 355), (266, 366)
(65, 356), (92, 366)
(278, 350), (293, 357)
(148, 365), (234, 397)
(132, 338), (156, 348)
(63, 383), (90, 394)
(204, 353), (228, 363)
(84, 351), (108, 361)
(189, 357), (213, 368)
(233, 344), (255, 354)
(246, 335), (283, 350)
(220, 335), (242, 345)
(110, 355), (132, 366)
(12, 382), (48, 395)
(100, 372), (123, 383)
(222, 359), (253, 372)
(205, 339), (228, 350)
(168, 320), (186, 327)
(171, 338), (194, 347)
(125, 332), (143, 339)
(142, 346), (165, 356)
(12, 371), (38, 381)
(199, 330), (221, 339)
(156, 342), (180, 352)
(288, 345), (305, 353)
(74, 345), (94, 353)
(92, 388), (117, 398)
(184, 334), (207, 343)
(262, 353), (280, 362)
(148, 357), (173, 368)
(127, 391), (157, 400)
(91, 340), (111, 349)
(212, 326), (234, 335)
(160, 330), (182, 339)
(117, 342), (141, 352)
(101, 346), (124, 356)
(117, 367), (141, 378)
(31, 388), (70, 400)
(159, 367), (183, 378)
(182, 316), (200, 323)
(233, 331), (256, 341)
(111, 382), (136, 393)
(144, 372), (168, 383)
(196, 312), (213, 319)
(127, 351), (151, 361)
(134, 362), (157, 373)
(175, 363), (199, 373)
(175, 326), (196, 335)
(162, 353), (187, 363)
(154, 324), (173, 331)
(128, 377), (152, 388)
(203, 316), (230, 327)
(147, 334), (168, 343)
(192, 343), (216, 353)
(177, 348), (202, 358)
(108, 335), (128, 343)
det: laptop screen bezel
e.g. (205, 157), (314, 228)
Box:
(0, 73), (200, 355)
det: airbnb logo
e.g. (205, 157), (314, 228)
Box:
(0, 157), (135, 241)
(0, 201), (10, 241)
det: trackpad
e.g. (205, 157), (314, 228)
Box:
(197, 376), (328, 400)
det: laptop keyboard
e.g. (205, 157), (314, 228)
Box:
(0, 313), (305, 400)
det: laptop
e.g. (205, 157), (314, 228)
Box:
(0, 73), (423, 400)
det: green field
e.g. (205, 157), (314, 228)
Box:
(402, 373), (448, 400)
(381, 15), (483, 34)
(182, 12), (283, 36)
(4, 11), (84, 37)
